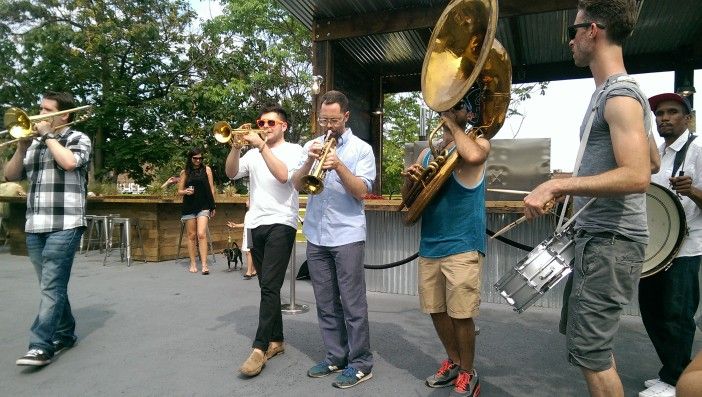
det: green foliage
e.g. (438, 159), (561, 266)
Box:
(381, 93), (423, 197)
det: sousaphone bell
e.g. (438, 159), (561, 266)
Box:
(398, 0), (512, 225)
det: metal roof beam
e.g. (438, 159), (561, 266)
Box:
(313, 0), (576, 42)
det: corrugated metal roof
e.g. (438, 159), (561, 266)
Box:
(279, 0), (702, 87)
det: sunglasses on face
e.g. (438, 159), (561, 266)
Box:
(567, 22), (606, 41)
(191, 156), (203, 161)
(256, 119), (284, 128)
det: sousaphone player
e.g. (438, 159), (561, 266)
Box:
(400, 0), (511, 395)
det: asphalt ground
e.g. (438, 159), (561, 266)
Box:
(1, 243), (700, 397)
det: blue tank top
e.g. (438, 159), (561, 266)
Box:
(419, 151), (486, 258)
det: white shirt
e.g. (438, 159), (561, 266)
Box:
(651, 130), (702, 257)
(233, 142), (304, 230)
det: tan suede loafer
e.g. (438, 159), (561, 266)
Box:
(239, 349), (267, 377)
(265, 344), (285, 360)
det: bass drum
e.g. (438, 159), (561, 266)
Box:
(643, 182), (687, 277)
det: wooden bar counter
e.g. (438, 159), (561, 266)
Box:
(0, 195), (248, 262)
(0, 195), (522, 262)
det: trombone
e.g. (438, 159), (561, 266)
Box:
(212, 121), (267, 147)
(1, 105), (93, 147)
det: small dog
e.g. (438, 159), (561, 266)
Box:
(223, 242), (243, 272)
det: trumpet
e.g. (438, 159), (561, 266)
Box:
(212, 121), (267, 147)
(0, 105), (93, 147)
(300, 130), (337, 195)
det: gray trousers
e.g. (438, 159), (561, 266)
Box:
(307, 241), (373, 373)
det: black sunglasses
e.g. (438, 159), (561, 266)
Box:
(191, 156), (203, 160)
(567, 22), (606, 40)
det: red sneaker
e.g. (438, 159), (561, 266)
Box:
(450, 369), (480, 396)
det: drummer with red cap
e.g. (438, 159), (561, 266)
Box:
(638, 92), (701, 397)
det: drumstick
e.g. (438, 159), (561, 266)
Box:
(487, 188), (531, 195)
(491, 215), (527, 239)
(491, 199), (556, 239)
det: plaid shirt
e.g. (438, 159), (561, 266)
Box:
(22, 128), (92, 233)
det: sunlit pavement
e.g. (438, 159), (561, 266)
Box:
(1, 243), (699, 397)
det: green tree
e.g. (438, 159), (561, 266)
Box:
(0, 0), (199, 184)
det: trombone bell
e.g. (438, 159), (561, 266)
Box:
(1, 104), (93, 140)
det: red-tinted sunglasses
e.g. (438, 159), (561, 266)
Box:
(256, 119), (284, 128)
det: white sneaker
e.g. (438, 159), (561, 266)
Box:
(644, 378), (661, 388)
(638, 381), (675, 397)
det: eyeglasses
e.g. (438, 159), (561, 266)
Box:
(568, 22), (605, 40)
(256, 119), (284, 128)
(191, 156), (203, 161)
(317, 117), (343, 127)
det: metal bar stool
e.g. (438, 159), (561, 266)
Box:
(83, 214), (120, 255)
(176, 219), (216, 264)
(103, 217), (145, 267)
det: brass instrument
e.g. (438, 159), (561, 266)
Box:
(213, 121), (267, 147)
(300, 130), (337, 195)
(398, 0), (512, 225)
(1, 105), (93, 146)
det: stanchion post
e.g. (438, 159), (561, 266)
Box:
(281, 242), (309, 314)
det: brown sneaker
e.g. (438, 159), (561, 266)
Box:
(265, 343), (285, 359)
(239, 349), (267, 377)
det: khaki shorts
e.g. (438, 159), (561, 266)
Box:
(418, 251), (483, 319)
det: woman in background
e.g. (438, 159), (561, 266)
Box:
(179, 148), (216, 274)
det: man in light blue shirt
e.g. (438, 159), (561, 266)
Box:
(292, 90), (376, 389)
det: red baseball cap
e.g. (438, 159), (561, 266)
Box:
(648, 93), (692, 113)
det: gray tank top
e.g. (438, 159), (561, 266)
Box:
(574, 74), (651, 243)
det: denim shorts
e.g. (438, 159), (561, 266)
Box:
(565, 230), (644, 371)
(181, 209), (210, 221)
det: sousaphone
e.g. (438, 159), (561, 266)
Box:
(399, 0), (511, 225)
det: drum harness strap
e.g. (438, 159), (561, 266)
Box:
(671, 133), (697, 178)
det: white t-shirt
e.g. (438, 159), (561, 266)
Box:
(233, 142), (303, 230)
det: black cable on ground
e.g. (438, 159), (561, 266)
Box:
(363, 229), (534, 270)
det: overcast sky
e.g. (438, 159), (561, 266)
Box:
(188, 0), (700, 171)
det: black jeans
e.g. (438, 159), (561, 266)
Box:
(250, 224), (297, 351)
(638, 255), (701, 385)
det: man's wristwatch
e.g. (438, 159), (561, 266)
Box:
(41, 133), (57, 143)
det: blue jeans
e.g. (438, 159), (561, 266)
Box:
(26, 227), (84, 355)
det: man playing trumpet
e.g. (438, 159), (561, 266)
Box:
(225, 104), (303, 377)
(292, 90), (376, 389)
(401, 86), (489, 397)
(5, 91), (92, 367)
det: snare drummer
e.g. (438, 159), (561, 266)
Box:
(524, 2), (652, 396)
(638, 93), (701, 397)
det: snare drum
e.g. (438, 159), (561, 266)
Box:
(642, 182), (687, 277)
(494, 227), (575, 313)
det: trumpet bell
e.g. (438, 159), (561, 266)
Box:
(300, 174), (324, 195)
(213, 121), (231, 143)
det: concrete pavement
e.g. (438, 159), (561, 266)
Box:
(0, 243), (700, 397)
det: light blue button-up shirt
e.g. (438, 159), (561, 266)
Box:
(298, 128), (376, 246)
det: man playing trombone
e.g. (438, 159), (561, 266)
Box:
(401, 87), (489, 397)
(5, 91), (92, 367)
(225, 104), (303, 377)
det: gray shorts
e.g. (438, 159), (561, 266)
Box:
(564, 230), (644, 371)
